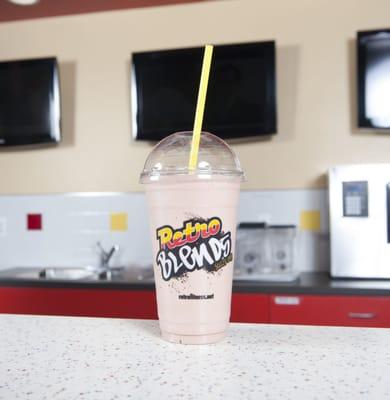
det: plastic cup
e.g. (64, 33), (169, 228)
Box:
(140, 131), (244, 344)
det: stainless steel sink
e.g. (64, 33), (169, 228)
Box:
(0, 266), (101, 281)
(0, 266), (154, 283)
(39, 267), (100, 280)
(0, 268), (42, 280)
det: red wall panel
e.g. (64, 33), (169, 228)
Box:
(0, 0), (210, 23)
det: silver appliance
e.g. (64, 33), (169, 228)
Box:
(329, 164), (390, 278)
(234, 223), (299, 282)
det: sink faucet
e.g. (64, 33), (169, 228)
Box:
(96, 242), (120, 278)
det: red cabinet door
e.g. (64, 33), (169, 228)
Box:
(231, 293), (269, 323)
(3, 287), (390, 328)
(0, 287), (158, 319)
(270, 294), (390, 328)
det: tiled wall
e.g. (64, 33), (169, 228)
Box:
(0, 189), (329, 272)
(0, 193), (152, 270)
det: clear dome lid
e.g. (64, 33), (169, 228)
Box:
(140, 131), (245, 183)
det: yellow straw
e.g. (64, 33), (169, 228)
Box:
(188, 44), (214, 170)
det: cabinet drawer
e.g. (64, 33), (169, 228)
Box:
(231, 293), (269, 323)
(270, 295), (390, 328)
(0, 287), (158, 319)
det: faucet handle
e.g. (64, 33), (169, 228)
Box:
(96, 242), (120, 267)
(96, 241), (105, 255)
(106, 244), (120, 261)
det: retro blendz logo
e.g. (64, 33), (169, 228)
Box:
(156, 217), (233, 281)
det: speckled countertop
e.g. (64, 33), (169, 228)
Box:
(0, 315), (389, 399)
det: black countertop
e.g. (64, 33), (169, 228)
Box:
(234, 272), (390, 296)
(1, 269), (390, 296)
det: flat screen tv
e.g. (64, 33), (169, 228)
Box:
(131, 41), (276, 141)
(0, 57), (61, 146)
(358, 29), (390, 129)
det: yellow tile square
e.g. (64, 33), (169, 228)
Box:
(299, 210), (321, 231)
(110, 213), (128, 231)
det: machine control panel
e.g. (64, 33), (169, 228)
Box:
(342, 181), (368, 217)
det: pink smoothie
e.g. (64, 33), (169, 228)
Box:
(145, 175), (241, 344)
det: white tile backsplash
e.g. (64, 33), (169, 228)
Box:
(239, 189), (329, 231)
(0, 189), (329, 272)
(0, 193), (151, 269)
(0, 217), (6, 237)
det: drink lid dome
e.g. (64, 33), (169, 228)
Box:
(140, 131), (245, 183)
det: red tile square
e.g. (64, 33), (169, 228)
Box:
(27, 214), (42, 230)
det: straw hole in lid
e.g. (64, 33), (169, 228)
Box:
(198, 161), (211, 170)
(153, 162), (163, 171)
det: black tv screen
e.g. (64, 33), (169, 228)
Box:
(131, 41), (276, 140)
(0, 57), (61, 146)
(358, 29), (390, 129)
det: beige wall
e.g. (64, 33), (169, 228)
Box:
(0, 0), (390, 194)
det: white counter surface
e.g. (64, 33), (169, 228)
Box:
(0, 314), (389, 399)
